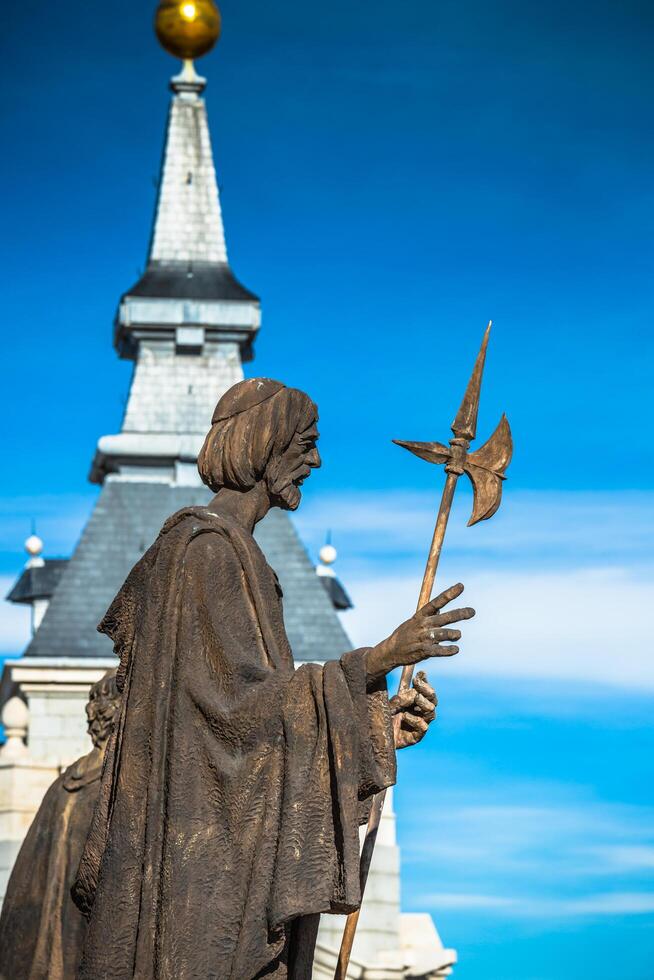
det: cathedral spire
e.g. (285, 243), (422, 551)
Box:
(114, 1), (259, 364)
(16, 1), (351, 669)
(148, 60), (227, 267)
(148, 0), (230, 268)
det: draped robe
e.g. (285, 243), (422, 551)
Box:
(73, 507), (396, 980)
(0, 748), (104, 980)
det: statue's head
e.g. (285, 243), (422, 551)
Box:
(198, 379), (321, 511)
(86, 669), (120, 750)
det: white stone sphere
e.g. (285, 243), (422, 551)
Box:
(25, 534), (43, 557)
(319, 544), (337, 565)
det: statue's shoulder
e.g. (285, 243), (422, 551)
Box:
(62, 748), (103, 792)
(159, 505), (212, 539)
(157, 507), (267, 579)
(163, 507), (243, 561)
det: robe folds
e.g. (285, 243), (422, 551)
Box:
(0, 748), (104, 980)
(73, 507), (396, 980)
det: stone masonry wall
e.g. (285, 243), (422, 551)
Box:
(121, 340), (243, 435)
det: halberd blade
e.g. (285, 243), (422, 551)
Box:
(465, 464), (505, 525)
(466, 413), (513, 476)
(464, 414), (513, 526)
(393, 439), (451, 466)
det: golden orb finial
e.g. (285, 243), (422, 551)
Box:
(155, 0), (221, 62)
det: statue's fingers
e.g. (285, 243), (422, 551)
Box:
(428, 607), (475, 627)
(402, 713), (429, 735)
(428, 644), (459, 658)
(420, 583), (464, 616)
(424, 626), (461, 643)
(411, 692), (436, 716)
(413, 671), (437, 705)
(390, 689), (417, 714)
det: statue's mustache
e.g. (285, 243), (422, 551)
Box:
(291, 464), (312, 486)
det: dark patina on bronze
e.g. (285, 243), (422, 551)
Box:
(0, 672), (120, 980)
(69, 379), (475, 980)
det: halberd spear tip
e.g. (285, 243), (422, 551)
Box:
(450, 320), (492, 443)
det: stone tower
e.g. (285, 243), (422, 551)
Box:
(1, 32), (456, 980)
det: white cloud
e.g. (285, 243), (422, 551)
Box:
(3, 488), (653, 687)
(419, 893), (514, 910)
(403, 794), (654, 922)
(401, 781), (654, 921)
(402, 799), (654, 876)
(556, 892), (654, 916)
(295, 488), (654, 690)
(344, 564), (654, 689)
(419, 891), (654, 918)
(296, 489), (654, 566)
(586, 846), (654, 872)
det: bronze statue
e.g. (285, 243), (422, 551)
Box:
(73, 379), (475, 980)
(0, 671), (120, 980)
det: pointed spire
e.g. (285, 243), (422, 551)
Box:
(451, 321), (492, 442)
(148, 1), (228, 266)
(114, 14), (259, 364)
(148, 66), (228, 266)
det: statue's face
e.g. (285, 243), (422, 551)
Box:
(86, 687), (120, 750)
(266, 420), (321, 511)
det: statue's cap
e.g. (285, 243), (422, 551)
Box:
(212, 378), (286, 424)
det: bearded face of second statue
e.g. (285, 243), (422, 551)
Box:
(86, 672), (120, 750)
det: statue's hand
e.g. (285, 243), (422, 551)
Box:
(391, 671), (437, 749)
(365, 583), (475, 688)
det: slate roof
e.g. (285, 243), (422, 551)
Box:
(319, 575), (353, 611)
(6, 560), (68, 604)
(25, 481), (351, 663)
(124, 261), (259, 304)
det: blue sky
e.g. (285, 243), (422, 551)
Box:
(2, 1), (653, 977)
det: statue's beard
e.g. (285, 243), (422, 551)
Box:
(87, 704), (119, 749)
(266, 458), (310, 511)
(278, 483), (302, 511)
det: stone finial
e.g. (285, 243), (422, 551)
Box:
(319, 543), (337, 566)
(316, 536), (353, 610)
(1, 697), (30, 760)
(25, 533), (45, 569)
(317, 537), (337, 579)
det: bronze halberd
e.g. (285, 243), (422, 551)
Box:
(68, 378), (474, 980)
(0, 671), (121, 980)
(334, 323), (513, 979)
